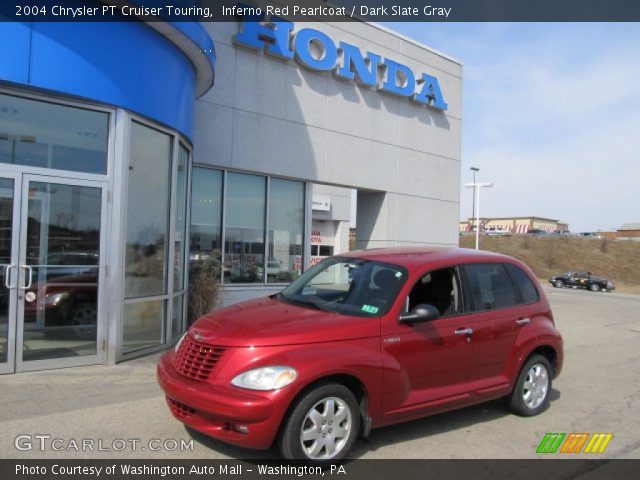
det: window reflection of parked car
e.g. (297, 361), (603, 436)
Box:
(579, 232), (602, 239)
(486, 227), (511, 236)
(159, 247), (563, 463)
(266, 261), (295, 282)
(526, 229), (549, 237)
(549, 271), (614, 292)
(266, 261), (284, 278)
(550, 230), (571, 237)
(24, 272), (98, 339)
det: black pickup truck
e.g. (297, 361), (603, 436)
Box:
(549, 272), (615, 292)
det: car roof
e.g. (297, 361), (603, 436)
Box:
(339, 246), (514, 270)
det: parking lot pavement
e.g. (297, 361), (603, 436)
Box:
(0, 287), (639, 460)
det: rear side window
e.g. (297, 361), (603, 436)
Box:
(464, 263), (517, 311)
(505, 264), (539, 304)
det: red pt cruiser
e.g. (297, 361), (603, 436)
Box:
(158, 248), (563, 462)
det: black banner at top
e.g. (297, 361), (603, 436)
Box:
(3, 0), (640, 22)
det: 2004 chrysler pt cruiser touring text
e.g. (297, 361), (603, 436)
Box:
(157, 247), (563, 462)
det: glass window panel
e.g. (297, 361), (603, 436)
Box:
(0, 178), (13, 364)
(465, 263), (517, 311)
(25, 183), (101, 265)
(224, 173), (265, 283)
(505, 264), (539, 304)
(123, 300), (165, 353)
(14, 140), (48, 168)
(173, 146), (189, 291)
(189, 167), (223, 283)
(0, 93), (108, 174)
(171, 294), (185, 340)
(0, 178), (13, 265)
(0, 136), (12, 164)
(124, 122), (172, 298)
(268, 179), (304, 283)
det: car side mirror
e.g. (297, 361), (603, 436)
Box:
(399, 304), (440, 324)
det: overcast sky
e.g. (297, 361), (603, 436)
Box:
(385, 23), (640, 232)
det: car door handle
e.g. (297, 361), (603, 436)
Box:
(516, 318), (531, 326)
(454, 328), (473, 335)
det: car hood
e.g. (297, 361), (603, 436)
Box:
(189, 297), (380, 347)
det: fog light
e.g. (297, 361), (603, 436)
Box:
(233, 424), (249, 434)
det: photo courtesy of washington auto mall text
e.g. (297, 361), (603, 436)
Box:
(13, 462), (343, 477)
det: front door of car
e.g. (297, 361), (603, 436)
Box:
(381, 266), (473, 423)
(567, 273), (585, 287)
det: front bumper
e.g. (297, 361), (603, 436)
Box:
(156, 352), (281, 450)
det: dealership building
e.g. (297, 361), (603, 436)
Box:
(0, 12), (461, 373)
(459, 217), (569, 234)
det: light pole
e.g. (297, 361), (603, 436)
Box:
(465, 181), (493, 250)
(470, 167), (479, 224)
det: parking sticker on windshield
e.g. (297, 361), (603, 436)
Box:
(362, 304), (379, 314)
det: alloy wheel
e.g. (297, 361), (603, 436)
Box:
(522, 363), (549, 409)
(300, 396), (352, 460)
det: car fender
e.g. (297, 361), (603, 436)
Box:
(225, 338), (384, 427)
(506, 317), (563, 386)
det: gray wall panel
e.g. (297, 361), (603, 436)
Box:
(194, 20), (463, 296)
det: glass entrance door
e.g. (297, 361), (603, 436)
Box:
(0, 171), (106, 373)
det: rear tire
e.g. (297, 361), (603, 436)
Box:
(508, 354), (552, 417)
(278, 383), (360, 464)
(589, 283), (600, 292)
(554, 280), (564, 288)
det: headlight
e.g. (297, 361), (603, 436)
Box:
(174, 331), (188, 352)
(231, 366), (297, 391)
(44, 292), (70, 306)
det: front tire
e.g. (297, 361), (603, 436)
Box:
(278, 383), (360, 464)
(508, 355), (552, 417)
(589, 283), (601, 292)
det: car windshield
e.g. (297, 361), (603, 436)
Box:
(279, 257), (408, 317)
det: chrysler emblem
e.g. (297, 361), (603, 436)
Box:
(193, 333), (202, 341)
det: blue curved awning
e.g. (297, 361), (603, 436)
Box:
(0, 1), (215, 139)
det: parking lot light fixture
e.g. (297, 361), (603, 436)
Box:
(465, 181), (493, 250)
(470, 167), (480, 221)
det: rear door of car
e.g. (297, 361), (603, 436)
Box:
(459, 262), (522, 390)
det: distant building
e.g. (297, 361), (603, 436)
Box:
(459, 216), (569, 234)
(616, 223), (640, 240)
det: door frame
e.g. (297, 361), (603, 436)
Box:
(0, 168), (109, 372)
(0, 171), (21, 374)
